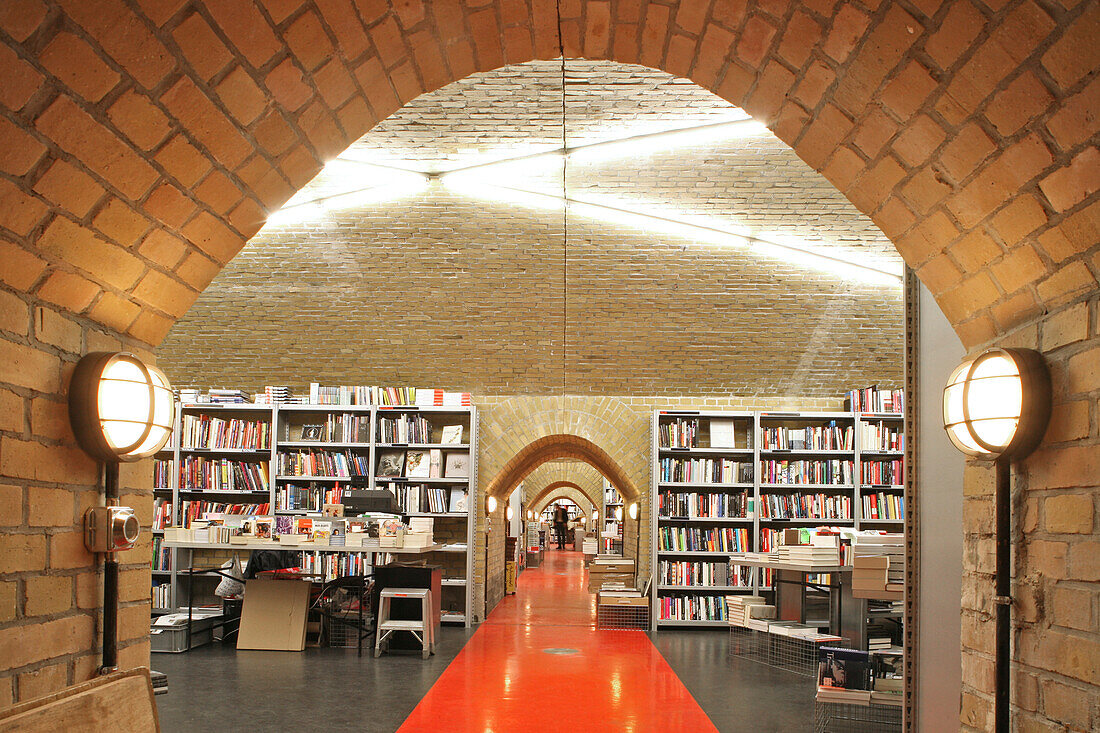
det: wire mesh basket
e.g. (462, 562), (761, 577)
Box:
(729, 626), (766, 659)
(597, 601), (649, 630)
(813, 700), (902, 732)
(770, 635), (850, 678)
(322, 586), (370, 649)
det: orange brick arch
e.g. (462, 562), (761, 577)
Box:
(0, 1), (1094, 350)
(529, 480), (601, 515)
(483, 433), (640, 503)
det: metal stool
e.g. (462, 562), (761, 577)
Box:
(374, 587), (434, 659)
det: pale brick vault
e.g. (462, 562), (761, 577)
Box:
(0, 2), (1097, 730)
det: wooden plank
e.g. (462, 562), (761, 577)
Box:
(0, 668), (159, 733)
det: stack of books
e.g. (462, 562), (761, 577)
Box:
(776, 544), (840, 567)
(179, 388), (203, 403)
(725, 595), (770, 627)
(150, 670), (168, 696)
(261, 386), (292, 403)
(853, 533), (904, 592)
(209, 389), (249, 404)
(869, 636), (893, 651)
(817, 647), (873, 704)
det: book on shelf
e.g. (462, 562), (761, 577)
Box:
(761, 421), (852, 450)
(659, 457), (752, 483)
(658, 593), (727, 622)
(429, 449), (443, 478)
(708, 418), (740, 449)
(760, 493), (852, 521)
(818, 647), (873, 693)
(448, 488), (468, 513)
(424, 488), (449, 513)
(277, 450), (369, 478)
(760, 459), (853, 485)
(846, 386), (904, 414)
(859, 420), (904, 452)
(405, 450), (430, 478)
(440, 425), (464, 444)
(658, 490), (750, 519)
(444, 453), (469, 478)
(378, 414), (432, 443)
(376, 450), (406, 477)
(182, 415), (271, 450)
(659, 417), (699, 448)
(179, 457), (270, 492)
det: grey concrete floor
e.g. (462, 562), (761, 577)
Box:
(650, 629), (816, 732)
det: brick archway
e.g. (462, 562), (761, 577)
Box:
(484, 433), (640, 503)
(529, 481), (601, 515)
(1, 1), (1094, 351)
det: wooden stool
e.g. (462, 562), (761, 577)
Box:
(375, 587), (434, 659)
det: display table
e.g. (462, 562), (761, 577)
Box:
(729, 555), (855, 642)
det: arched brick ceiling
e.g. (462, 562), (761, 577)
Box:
(484, 433), (639, 502)
(0, 1), (1096, 351)
(529, 482), (599, 515)
(160, 59), (905, 396)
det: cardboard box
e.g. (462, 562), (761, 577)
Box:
(236, 579), (311, 652)
(597, 594), (648, 607)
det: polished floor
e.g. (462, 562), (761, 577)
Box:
(154, 550), (814, 731)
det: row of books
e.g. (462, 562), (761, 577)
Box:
(861, 460), (904, 485)
(658, 457), (752, 484)
(308, 384), (472, 407)
(658, 491), (750, 519)
(152, 537), (171, 571)
(761, 422), (853, 450)
(377, 449), (469, 479)
(276, 450), (370, 478)
(846, 386), (904, 414)
(377, 415), (454, 444)
(154, 460), (173, 489)
(862, 493), (904, 521)
(179, 458), (270, 493)
(759, 493), (853, 520)
(287, 414), (370, 444)
(181, 415), (271, 450)
(859, 421), (904, 452)
(152, 583), (171, 609)
(760, 459), (854, 485)
(180, 501), (271, 528)
(301, 552), (370, 582)
(657, 560), (753, 588)
(658, 418), (699, 448)
(152, 499), (172, 530)
(658, 526), (752, 553)
(658, 594), (728, 622)
(384, 484), (468, 514)
(277, 484), (345, 512)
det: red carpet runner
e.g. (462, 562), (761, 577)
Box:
(398, 549), (717, 732)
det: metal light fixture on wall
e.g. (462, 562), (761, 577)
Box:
(941, 347), (1051, 733)
(69, 351), (175, 674)
(486, 495), (498, 515)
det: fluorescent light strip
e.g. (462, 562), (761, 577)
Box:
(426, 117), (762, 179)
(442, 177), (901, 284)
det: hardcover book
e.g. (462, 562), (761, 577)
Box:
(405, 450), (430, 478)
(429, 449), (443, 478)
(440, 425), (464, 444)
(818, 647), (873, 691)
(377, 450), (406, 477)
(444, 452), (469, 478)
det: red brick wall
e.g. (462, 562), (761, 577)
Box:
(0, 1), (1096, 725)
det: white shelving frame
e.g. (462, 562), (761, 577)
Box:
(151, 402), (476, 628)
(651, 408), (905, 630)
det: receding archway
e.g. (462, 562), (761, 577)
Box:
(529, 481), (601, 516)
(485, 433), (639, 503)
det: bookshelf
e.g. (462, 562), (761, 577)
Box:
(651, 407), (906, 629)
(150, 403), (476, 628)
(601, 478), (623, 554)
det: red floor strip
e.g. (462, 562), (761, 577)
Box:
(398, 550), (717, 732)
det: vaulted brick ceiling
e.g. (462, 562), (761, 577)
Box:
(158, 60), (905, 397)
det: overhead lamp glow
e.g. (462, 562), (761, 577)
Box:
(566, 118), (766, 165)
(69, 352), (175, 463)
(942, 348), (1051, 459)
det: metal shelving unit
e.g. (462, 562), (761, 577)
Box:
(150, 401), (477, 628)
(651, 408), (906, 630)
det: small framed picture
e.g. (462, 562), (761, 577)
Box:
(300, 425), (323, 441)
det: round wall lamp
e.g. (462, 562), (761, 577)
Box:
(942, 347), (1051, 459)
(527, 510), (533, 520)
(506, 505), (514, 521)
(68, 351), (175, 675)
(69, 352), (175, 463)
(941, 346), (1050, 733)
(614, 506), (623, 521)
(628, 502), (638, 520)
(486, 495), (498, 515)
